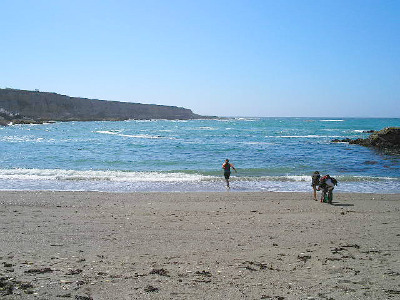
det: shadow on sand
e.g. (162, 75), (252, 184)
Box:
(331, 202), (354, 207)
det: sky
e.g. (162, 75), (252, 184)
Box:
(1, 0), (399, 117)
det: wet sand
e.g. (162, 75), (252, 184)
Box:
(0, 191), (399, 299)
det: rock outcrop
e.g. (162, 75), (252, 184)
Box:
(0, 88), (205, 125)
(332, 127), (400, 153)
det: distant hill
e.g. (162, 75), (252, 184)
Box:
(0, 89), (205, 125)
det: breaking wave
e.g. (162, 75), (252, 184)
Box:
(320, 119), (345, 122)
(0, 169), (398, 193)
(95, 130), (175, 140)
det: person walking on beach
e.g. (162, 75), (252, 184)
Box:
(311, 171), (320, 201)
(222, 159), (237, 189)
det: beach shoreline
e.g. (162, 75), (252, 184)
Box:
(1, 191), (399, 299)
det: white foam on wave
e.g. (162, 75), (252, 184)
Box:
(2, 168), (397, 184)
(346, 175), (399, 182)
(242, 141), (274, 145)
(1, 169), (398, 193)
(234, 117), (259, 121)
(197, 127), (216, 130)
(95, 130), (174, 140)
(10, 123), (43, 126)
(234, 175), (400, 183)
(353, 130), (373, 133)
(265, 135), (341, 138)
(0, 136), (45, 143)
(283, 175), (399, 182)
(285, 175), (310, 181)
(320, 120), (345, 122)
(95, 130), (121, 135)
(0, 168), (214, 182)
(229, 175), (311, 182)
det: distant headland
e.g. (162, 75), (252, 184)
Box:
(0, 88), (209, 125)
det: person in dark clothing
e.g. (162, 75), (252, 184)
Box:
(311, 171), (320, 201)
(319, 174), (337, 204)
(222, 159), (237, 189)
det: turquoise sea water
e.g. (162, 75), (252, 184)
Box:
(1, 118), (399, 193)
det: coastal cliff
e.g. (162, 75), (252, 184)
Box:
(0, 89), (204, 125)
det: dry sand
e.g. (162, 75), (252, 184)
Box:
(0, 191), (399, 299)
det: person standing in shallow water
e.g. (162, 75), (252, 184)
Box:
(222, 159), (237, 189)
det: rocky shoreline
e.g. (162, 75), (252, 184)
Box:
(332, 127), (400, 153)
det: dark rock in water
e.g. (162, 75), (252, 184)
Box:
(363, 130), (375, 133)
(332, 127), (400, 153)
(363, 161), (378, 165)
(331, 138), (352, 143)
(367, 127), (400, 149)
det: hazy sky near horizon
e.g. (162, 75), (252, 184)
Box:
(1, 0), (399, 117)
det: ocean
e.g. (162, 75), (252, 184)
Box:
(1, 118), (399, 193)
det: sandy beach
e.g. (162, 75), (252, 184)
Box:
(0, 191), (399, 299)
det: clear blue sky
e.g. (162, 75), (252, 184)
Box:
(1, 0), (399, 117)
